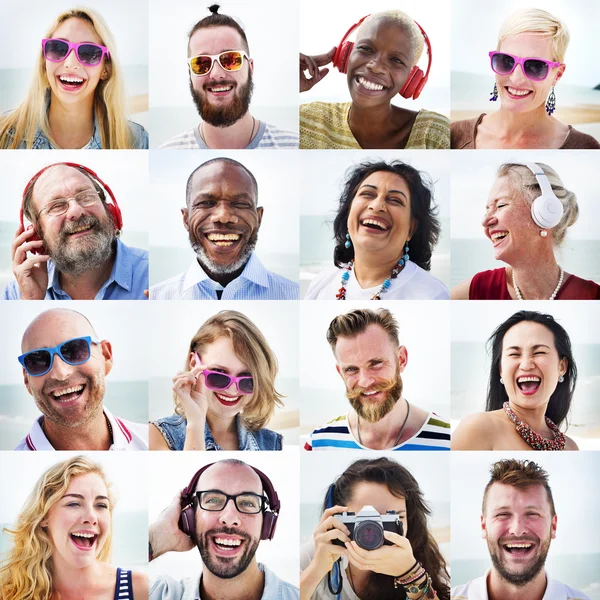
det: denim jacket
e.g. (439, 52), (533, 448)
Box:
(151, 414), (282, 451)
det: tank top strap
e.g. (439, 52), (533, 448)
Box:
(114, 567), (133, 600)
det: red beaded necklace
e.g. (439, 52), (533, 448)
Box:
(503, 402), (566, 451)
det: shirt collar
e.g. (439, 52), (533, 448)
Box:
(182, 253), (270, 293)
(47, 238), (132, 298)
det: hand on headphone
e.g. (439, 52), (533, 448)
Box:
(11, 223), (50, 300)
(300, 47), (336, 92)
(149, 493), (196, 560)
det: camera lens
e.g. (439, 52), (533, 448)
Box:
(353, 520), (384, 550)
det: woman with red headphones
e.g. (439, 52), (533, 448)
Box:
(299, 11), (449, 149)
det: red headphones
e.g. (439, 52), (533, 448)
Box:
(332, 14), (432, 100)
(178, 462), (280, 542)
(20, 162), (123, 233)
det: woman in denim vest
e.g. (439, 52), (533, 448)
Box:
(150, 310), (284, 451)
(0, 7), (148, 149)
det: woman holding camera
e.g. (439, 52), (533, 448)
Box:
(300, 458), (449, 600)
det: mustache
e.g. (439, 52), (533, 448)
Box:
(499, 536), (539, 545)
(203, 79), (236, 90)
(60, 214), (100, 235)
(346, 378), (398, 401)
(202, 526), (252, 543)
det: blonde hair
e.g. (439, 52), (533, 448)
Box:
(356, 11), (424, 65)
(497, 162), (578, 245)
(0, 8), (135, 149)
(176, 310), (284, 430)
(0, 456), (114, 600)
(497, 8), (570, 63)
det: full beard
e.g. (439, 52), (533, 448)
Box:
(488, 534), (551, 587)
(190, 229), (258, 276)
(197, 527), (259, 579)
(190, 73), (254, 127)
(346, 375), (403, 424)
(42, 214), (116, 277)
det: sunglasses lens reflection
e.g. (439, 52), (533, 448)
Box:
(190, 56), (213, 75)
(239, 378), (254, 394)
(45, 39), (69, 61)
(24, 351), (52, 376)
(492, 53), (515, 74)
(219, 51), (243, 71)
(523, 59), (549, 81)
(77, 44), (103, 66)
(205, 372), (232, 390)
(60, 339), (91, 363)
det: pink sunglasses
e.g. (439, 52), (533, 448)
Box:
(489, 51), (561, 82)
(42, 38), (110, 66)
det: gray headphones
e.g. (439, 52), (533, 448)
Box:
(524, 163), (564, 229)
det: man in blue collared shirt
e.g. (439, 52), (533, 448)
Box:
(150, 157), (298, 300)
(4, 163), (148, 300)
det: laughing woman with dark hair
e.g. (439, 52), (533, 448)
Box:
(300, 457), (449, 600)
(452, 310), (578, 451)
(305, 160), (449, 300)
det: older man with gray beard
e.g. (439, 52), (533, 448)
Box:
(4, 162), (148, 300)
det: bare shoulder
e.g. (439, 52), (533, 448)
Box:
(451, 278), (472, 300)
(132, 570), (149, 598)
(565, 435), (579, 451)
(452, 411), (496, 450)
(149, 422), (170, 451)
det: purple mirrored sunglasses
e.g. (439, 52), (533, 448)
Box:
(489, 51), (560, 82)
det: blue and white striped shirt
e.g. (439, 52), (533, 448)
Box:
(149, 253), (299, 300)
(159, 121), (298, 149)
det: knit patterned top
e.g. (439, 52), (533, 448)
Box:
(299, 101), (450, 149)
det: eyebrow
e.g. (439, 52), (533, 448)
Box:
(359, 184), (407, 199)
(356, 37), (410, 60)
(210, 364), (251, 374)
(47, 185), (93, 203)
(63, 493), (110, 501)
(505, 344), (551, 351)
(192, 192), (255, 204)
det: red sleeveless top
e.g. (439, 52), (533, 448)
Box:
(469, 268), (600, 300)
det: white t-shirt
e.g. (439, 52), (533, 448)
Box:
(305, 262), (449, 300)
(14, 407), (148, 451)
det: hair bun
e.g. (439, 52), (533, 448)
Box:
(208, 4), (220, 14)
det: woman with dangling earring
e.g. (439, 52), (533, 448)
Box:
(452, 310), (579, 451)
(451, 8), (600, 150)
(451, 162), (600, 300)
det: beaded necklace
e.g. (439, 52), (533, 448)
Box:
(503, 402), (566, 451)
(336, 245), (409, 300)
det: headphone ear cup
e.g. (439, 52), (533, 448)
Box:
(178, 504), (196, 539)
(400, 67), (425, 99)
(334, 41), (354, 74)
(261, 511), (277, 541)
(531, 194), (564, 229)
(106, 202), (123, 231)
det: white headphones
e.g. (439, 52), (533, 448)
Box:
(524, 163), (564, 229)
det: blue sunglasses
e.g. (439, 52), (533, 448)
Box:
(18, 336), (99, 376)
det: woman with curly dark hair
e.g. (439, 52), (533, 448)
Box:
(305, 160), (448, 300)
(300, 457), (449, 600)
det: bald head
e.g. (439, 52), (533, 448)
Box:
(195, 460), (263, 496)
(22, 309), (99, 353)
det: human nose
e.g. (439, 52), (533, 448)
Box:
(219, 497), (241, 527)
(62, 47), (80, 69)
(481, 211), (496, 227)
(366, 53), (386, 75)
(507, 514), (528, 536)
(519, 353), (535, 370)
(367, 193), (387, 212)
(81, 503), (99, 525)
(64, 197), (86, 220)
(210, 202), (238, 224)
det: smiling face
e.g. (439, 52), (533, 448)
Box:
(193, 336), (254, 418)
(495, 33), (564, 114)
(21, 309), (112, 428)
(482, 176), (541, 265)
(188, 26), (254, 127)
(335, 324), (406, 423)
(183, 161), (263, 276)
(32, 165), (116, 277)
(500, 321), (567, 410)
(347, 171), (415, 260)
(195, 462), (263, 579)
(346, 17), (415, 108)
(482, 482), (556, 586)
(45, 17), (106, 108)
(42, 472), (111, 570)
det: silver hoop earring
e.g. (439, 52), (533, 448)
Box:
(499, 377), (504, 384)
(558, 375), (564, 383)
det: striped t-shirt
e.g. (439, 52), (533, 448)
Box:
(305, 411), (451, 451)
(114, 568), (133, 600)
(159, 121), (298, 149)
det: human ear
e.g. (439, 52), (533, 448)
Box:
(480, 515), (487, 539)
(182, 208), (190, 231)
(100, 340), (113, 376)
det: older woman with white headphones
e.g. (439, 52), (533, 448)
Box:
(451, 162), (600, 300)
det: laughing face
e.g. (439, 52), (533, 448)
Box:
(42, 472), (111, 570)
(45, 17), (106, 109)
(335, 323), (407, 423)
(500, 321), (567, 410)
(482, 482), (556, 586)
(495, 33), (564, 115)
(347, 171), (415, 261)
(22, 309), (112, 429)
(194, 462), (263, 579)
(33, 165), (116, 277)
(183, 161), (263, 277)
(192, 336), (254, 419)
(482, 176), (541, 265)
(188, 26), (254, 127)
(346, 17), (415, 108)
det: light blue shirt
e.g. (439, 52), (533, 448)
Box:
(149, 253), (298, 300)
(150, 564), (299, 600)
(3, 238), (148, 300)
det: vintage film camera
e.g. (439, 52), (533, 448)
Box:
(333, 505), (404, 550)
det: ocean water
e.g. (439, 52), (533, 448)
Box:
(450, 239), (600, 288)
(0, 382), (148, 450)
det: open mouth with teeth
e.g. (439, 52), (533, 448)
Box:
(206, 232), (242, 248)
(490, 231), (508, 245)
(516, 376), (541, 395)
(505, 87), (533, 99)
(70, 531), (98, 550)
(58, 75), (85, 90)
(212, 535), (244, 554)
(205, 83), (235, 95)
(50, 384), (86, 403)
(214, 392), (242, 407)
(66, 224), (94, 237)
(360, 218), (389, 232)
(502, 541), (535, 557)
(355, 75), (387, 93)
